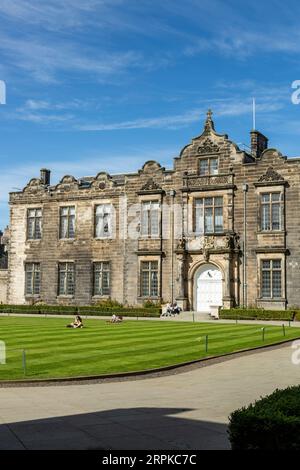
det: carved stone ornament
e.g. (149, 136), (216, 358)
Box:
(202, 236), (215, 262)
(141, 178), (162, 191)
(197, 138), (220, 154)
(258, 167), (284, 183)
(225, 233), (240, 250)
(176, 237), (187, 251)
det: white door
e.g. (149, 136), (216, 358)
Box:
(195, 264), (223, 312)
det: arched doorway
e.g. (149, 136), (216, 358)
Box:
(194, 264), (223, 312)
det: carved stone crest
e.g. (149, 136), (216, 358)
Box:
(141, 178), (162, 191)
(258, 167), (284, 183)
(197, 138), (220, 155)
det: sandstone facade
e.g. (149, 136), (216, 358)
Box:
(7, 111), (300, 311)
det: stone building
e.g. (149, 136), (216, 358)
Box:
(0, 227), (9, 269)
(0, 227), (9, 303)
(7, 111), (300, 311)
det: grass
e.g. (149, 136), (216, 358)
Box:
(0, 316), (299, 381)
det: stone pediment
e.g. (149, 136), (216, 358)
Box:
(55, 175), (79, 191)
(91, 172), (116, 191)
(23, 178), (44, 193)
(258, 167), (284, 183)
(139, 160), (164, 175)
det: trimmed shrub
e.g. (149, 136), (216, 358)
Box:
(293, 311), (300, 321)
(0, 304), (161, 317)
(220, 308), (294, 321)
(228, 386), (300, 450)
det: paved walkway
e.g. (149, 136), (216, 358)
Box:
(0, 343), (299, 450)
(1, 312), (299, 327)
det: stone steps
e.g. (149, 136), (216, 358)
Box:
(160, 311), (214, 322)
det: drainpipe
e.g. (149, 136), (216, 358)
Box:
(169, 190), (176, 304)
(242, 183), (248, 308)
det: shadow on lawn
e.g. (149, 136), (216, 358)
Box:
(0, 406), (229, 450)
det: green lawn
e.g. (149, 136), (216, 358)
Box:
(0, 316), (299, 381)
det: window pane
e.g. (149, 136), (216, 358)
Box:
(61, 207), (68, 216)
(262, 260), (270, 269)
(214, 197), (223, 206)
(272, 260), (281, 269)
(151, 271), (158, 296)
(204, 197), (213, 207)
(25, 263), (40, 295)
(60, 216), (68, 238)
(261, 204), (270, 231)
(141, 202), (159, 237)
(199, 159), (208, 175)
(141, 270), (149, 296)
(272, 271), (281, 297)
(141, 205), (149, 236)
(25, 265), (33, 295)
(210, 158), (218, 175)
(214, 207), (223, 233)
(271, 193), (280, 202)
(204, 207), (213, 233)
(194, 200), (204, 234)
(93, 262), (110, 295)
(35, 217), (42, 239)
(69, 215), (75, 238)
(262, 271), (271, 297)
(150, 209), (159, 236)
(28, 218), (35, 239)
(272, 203), (280, 230)
(262, 194), (270, 203)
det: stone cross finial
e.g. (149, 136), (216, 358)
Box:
(204, 109), (215, 133)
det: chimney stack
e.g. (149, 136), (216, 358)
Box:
(40, 168), (51, 186)
(250, 130), (268, 158)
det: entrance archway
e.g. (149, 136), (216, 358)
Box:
(194, 264), (223, 312)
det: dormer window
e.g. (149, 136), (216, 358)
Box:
(199, 158), (218, 176)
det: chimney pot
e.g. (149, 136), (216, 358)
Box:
(250, 130), (268, 158)
(40, 168), (51, 186)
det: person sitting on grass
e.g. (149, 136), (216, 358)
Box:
(66, 315), (83, 329)
(107, 314), (124, 323)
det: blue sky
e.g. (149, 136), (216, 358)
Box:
(0, 0), (300, 227)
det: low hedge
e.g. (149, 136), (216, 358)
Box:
(0, 304), (161, 317)
(220, 308), (294, 321)
(228, 386), (300, 450)
(293, 311), (300, 321)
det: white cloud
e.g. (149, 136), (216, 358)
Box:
(78, 95), (285, 131)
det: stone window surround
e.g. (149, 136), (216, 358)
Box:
(58, 204), (76, 241)
(26, 205), (43, 242)
(138, 194), (163, 240)
(197, 155), (219, 176)
(56, 260), (75, 298)
(24, 261), (41, 298)
(256, 184), (285, 234)
(256, 252), (286, 303)
(92, 260), (111, 297)
(186, 189), (228, 237)
(137, 255), (161, 300)
(92, 200), (116, 240)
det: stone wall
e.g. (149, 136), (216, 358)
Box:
(7, 111), (300, 310)
(0, 270), (8, 304)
